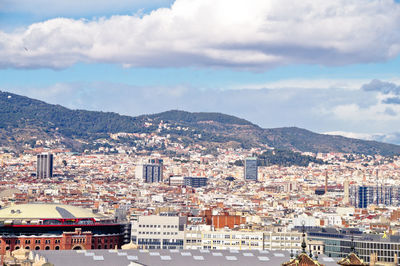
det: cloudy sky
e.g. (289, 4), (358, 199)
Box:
(2, 0), (400, 143)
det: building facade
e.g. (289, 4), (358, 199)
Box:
(244, 157), (258, 181)
(350, 185), (400, 208)
(36, 153), (53, 178)
(184, 229), (306, 251)
(131, 215), (187, 249)
(136, 163), (163, 183)
(184, 177), (208, 188)
(0, 203), (127, 254)
(305, 227), (400, 265)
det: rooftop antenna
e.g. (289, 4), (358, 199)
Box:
(350, 233), (356, 254)
(301, 220), (307, 254)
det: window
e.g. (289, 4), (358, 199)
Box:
(35, 240), (41, 244)
(45, 240), (51, 244)
(25, 240), (31, 244)
(55, 246), (60, 250)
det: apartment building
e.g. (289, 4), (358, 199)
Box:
(184, 229), (305, 251)
(131, 215), (187, 249)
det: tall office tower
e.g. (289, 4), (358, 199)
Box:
(350, 185), (398, 208)
(244, 157), (258, 181)
(36, 153), (53, 178)
(135, 159), (163, 183)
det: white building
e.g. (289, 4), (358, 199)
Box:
(131, 215), (186, 249)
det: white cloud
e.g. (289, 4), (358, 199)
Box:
(324, 131), (400, 145)
(324, 131), (379, 141)
(235, 78), (371, 91)
(1, 0), (400, 69)
(331, 103), (400, 122)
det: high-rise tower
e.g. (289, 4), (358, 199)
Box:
(36, 153), (53, 178)
(244, 157), (258, 181)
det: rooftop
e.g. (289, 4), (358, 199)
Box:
(32, 249), (340, 266)
(0, 203), (108, 220)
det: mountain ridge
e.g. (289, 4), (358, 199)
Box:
(1, 90), (400, 156)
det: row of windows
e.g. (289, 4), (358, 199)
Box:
(71, 238), (85, 244)
(2, 239), (60, 245)
(2, 246), (60, 251)
(91, 238), (117, 244)
(186, 239), (202, 243)
(202, 234), (274, 240)
(92, 245), (113, 249)
(139, 224), (178, 229)
(138, 238), (181, 243)
(139, 231), (178, 235)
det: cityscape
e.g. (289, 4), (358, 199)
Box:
(2, 0), (400, 266)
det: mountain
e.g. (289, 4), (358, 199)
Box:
(1, 90), (400, 156)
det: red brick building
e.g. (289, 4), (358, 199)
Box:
(0, 203), (127, 254)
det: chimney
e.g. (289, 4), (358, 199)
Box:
(325, 171), (328, 194)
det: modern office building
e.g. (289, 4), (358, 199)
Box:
(305, 227), (400, 264)
(131, 215), (187, 249)
(36, 153), (53, 178)
(135, 159), (163, 183)
(350, 185), (400, 208)
(0, 203), (127, 254)
(184, 177), (208, 188)
(244, 157), (258, 181)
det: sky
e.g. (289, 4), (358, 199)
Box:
(2, 0), (400, 144)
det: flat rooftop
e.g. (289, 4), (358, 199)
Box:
(32, 249), (340, 266)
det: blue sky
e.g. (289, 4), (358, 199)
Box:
(2, 0), (400, 144)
